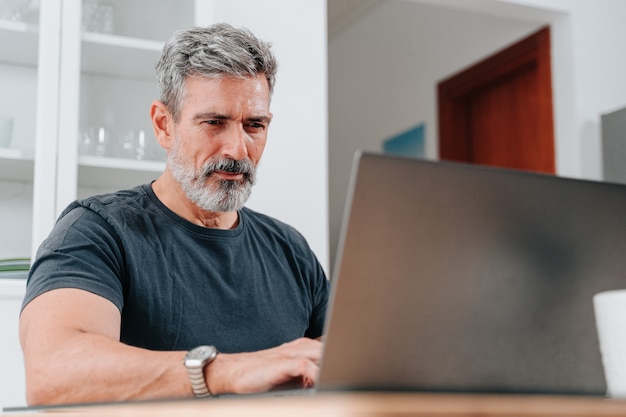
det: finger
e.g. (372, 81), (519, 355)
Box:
(298, 358), (320, 387)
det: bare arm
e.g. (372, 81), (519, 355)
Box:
(20, 288), (190, 405)
(20, 288), (323, 406)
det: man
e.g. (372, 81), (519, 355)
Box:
(19, 23), (329, 405)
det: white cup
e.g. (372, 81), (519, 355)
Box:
(0, 115), (14, 148)
(593, 289), (626, 398)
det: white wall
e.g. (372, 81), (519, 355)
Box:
(328, 0), (626, 267)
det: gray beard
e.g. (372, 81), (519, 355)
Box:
(168, 140), (256, 213)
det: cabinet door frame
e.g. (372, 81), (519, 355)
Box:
(31, 0), (63, 259)
(55, 0), (82, 218)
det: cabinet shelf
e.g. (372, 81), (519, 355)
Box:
(0, 19), (38, 67)
(81, 32), (163, 80)
(78, 155), (164, 189)
(0, 152), (165, 186)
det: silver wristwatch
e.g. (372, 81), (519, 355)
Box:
(183, 345), (219, 398)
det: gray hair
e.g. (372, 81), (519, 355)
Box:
(155, 23), (278, 121)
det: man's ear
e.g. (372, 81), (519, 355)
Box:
(150, 100), (175, 151)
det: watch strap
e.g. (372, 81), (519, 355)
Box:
(186, 365), (212, 398)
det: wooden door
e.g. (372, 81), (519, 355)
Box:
(438, 27), (555, 174)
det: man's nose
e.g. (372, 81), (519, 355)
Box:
(221, 124), (248, 160)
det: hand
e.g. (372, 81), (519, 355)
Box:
(206, 337), (323, 395)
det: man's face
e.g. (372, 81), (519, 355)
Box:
(167, 74), (272, 212)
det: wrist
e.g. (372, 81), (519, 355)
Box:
(204, 352), (229, 396)
(183, 345), (218, 398)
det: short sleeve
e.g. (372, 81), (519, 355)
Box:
(22, 205), (126, 312)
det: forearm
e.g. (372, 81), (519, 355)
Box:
(24, 333), (322, 405)
(20, 289), (323, 405)
(23, 330), (192, 406)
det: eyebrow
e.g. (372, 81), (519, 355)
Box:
(193, 112), (272, 123)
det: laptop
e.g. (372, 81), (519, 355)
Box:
(317, 151), (626, 396)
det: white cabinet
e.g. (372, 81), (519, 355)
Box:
(0, 0), (200, 261)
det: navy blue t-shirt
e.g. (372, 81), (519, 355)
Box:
(23, 184), (329, 353)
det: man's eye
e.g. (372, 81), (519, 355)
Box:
(205, 120), (222, 125)
(247, 122), (265, 130)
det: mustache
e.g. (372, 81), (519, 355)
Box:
(202, 158), (256, 180)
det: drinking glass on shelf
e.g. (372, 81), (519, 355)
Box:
(118, 129), (147, 160)
(82, 0), (114, 34)
(0, 0), (32, 22)
(78, 128), (92, 155)
(93, 127), (112, 156)
(79, 126), (112, 157)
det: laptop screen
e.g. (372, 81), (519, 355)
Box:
(319, 152), (626, 395)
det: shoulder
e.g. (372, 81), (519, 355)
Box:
(70, 184), (149, 212)
(59, 184), (153, 225)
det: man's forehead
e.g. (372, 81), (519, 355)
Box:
(180, 75), (271, 113)
(185, 74), (270, 91)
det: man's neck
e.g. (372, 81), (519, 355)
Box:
(151, 172), (239, 230)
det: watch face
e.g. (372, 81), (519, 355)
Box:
(188, 346), (214, 360)
(185, 345), (218, 367)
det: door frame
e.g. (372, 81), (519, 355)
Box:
(437, 26), (555, 173)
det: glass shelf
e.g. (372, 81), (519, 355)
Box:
(0, 152), (165, 186)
